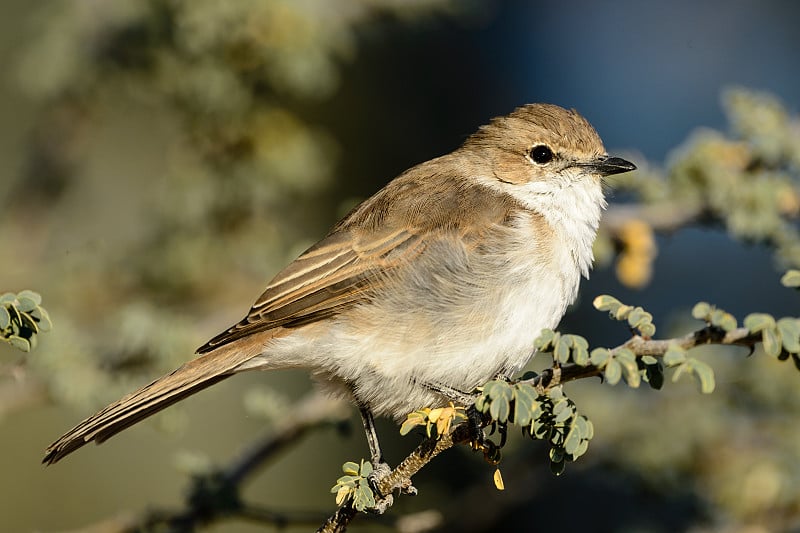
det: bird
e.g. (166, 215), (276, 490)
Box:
(43, 103), (635, 467)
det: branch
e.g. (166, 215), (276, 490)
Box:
(319, 324), (764, 531)
(527, 325), (761, 389)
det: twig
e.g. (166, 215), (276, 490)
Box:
(317, 324), (763, 531)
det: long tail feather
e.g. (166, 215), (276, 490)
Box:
(43, 340), (262, 465)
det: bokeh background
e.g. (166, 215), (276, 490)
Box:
(2, 1), (800, 531)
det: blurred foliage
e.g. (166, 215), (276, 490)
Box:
(598, 88), (800, 287)
(2, 0), (460, 411)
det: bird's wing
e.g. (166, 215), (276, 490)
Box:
(196, 228), (425, 353)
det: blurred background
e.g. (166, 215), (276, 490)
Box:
(2, 0), (800, 531)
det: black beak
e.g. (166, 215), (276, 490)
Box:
(587, 156), (637, 177)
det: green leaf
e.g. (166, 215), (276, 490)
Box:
(554, 337), (570, 364)
(342, 462), (360, 476)
(781, 270), (800, 288)
(35, 307), (52, 332)
(16, 295), (37, 313)
(573, 344), (589, 366)
(0, 293), (16, 304)
(638, 322), (657, 337)
(615, 350), (641, 388)
(572, 439), (589, 459)
(513, 384), (539, 427)
(0, 306), (9, 330)
(777, 318), (800, 353)
(554, 403), (573, 423)
(663, 345), (687, 367)
(360, 460), (373, 477)
(590, 348), (610, 367)
(744, 313), (776, 333)
(688, 359), (716, 394)
(489, 396), (510, 423)
(534, 329), (555, 350)
(564, 424), (582, 455)
(762, 327), (782, 358)
(593, 294), (621, 312)
(613, 304), (634, 321)
(8, 335), (30, 352)
(604, 359), (622, 385)
(691, 302), (711, 320)
(16, 290), (42, 306)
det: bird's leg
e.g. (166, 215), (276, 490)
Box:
(357, 406), (403, 512)
(359, 406), (385, 468)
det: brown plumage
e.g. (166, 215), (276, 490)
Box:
(43, 103), (635, 466)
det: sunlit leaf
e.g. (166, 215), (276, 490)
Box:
(604, 359), (622, 385)
(744, 313), (776, 333)
(762, 327), (782, 358)
(777, 317), (800, 353)
(692, 302), (711, 320)
(493, 468), (505, 491)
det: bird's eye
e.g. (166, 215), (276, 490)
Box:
(529, 145), (554, 165)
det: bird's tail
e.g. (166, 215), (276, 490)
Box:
(43, 339), (262, 465)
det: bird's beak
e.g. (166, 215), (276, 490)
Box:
(584, 155), (637, 177)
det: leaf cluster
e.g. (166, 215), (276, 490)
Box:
(400, 403), (467, 438)
(0, 290), (52, 353)
(330, 460), (376, 512)
(592, 295), (656, 337)
(475, 381), (593, 476)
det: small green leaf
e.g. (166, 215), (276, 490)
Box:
(8, 335), (30, 352)
(781, 270), (800, 288)
(360, 460), (373, 477)
(744, 313), (776, 333)
(554, 337), (571, 364)
(613, 304), (634, 321)
(0, 293), (16, 304)
(554, 403), (573, 423)
(16, 296), (37, 313)
(0, 306), (10, 329)
(604, 359), (622, 385)
(777, 318), (800, 353)
(762, 327), (782, 358)
(342, 462), (360, 476)
(534, 329), (556, 350)
(572, 439), (589, 459)
(590, 347), (610, 367)
(513, 384), (539, 427)
(688, 359), (716, 394)
(593, 295), (621, 312)
(35, 307), (52, 332)
(489, 396), (510, 423)
(663, 345), (687, 366)
(573, 344), (589, 366)
(564, 424), (582, 455)
(691, 302), (711, 320)
(615, 350), (641, 388)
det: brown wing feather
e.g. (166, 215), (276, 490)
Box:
(197, 228), (424, 353)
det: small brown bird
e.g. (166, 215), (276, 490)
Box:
(44, 103), (635, 467)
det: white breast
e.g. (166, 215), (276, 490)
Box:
(243, 178), (604, 418)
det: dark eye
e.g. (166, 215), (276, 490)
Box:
(529, 145), (554, 165)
